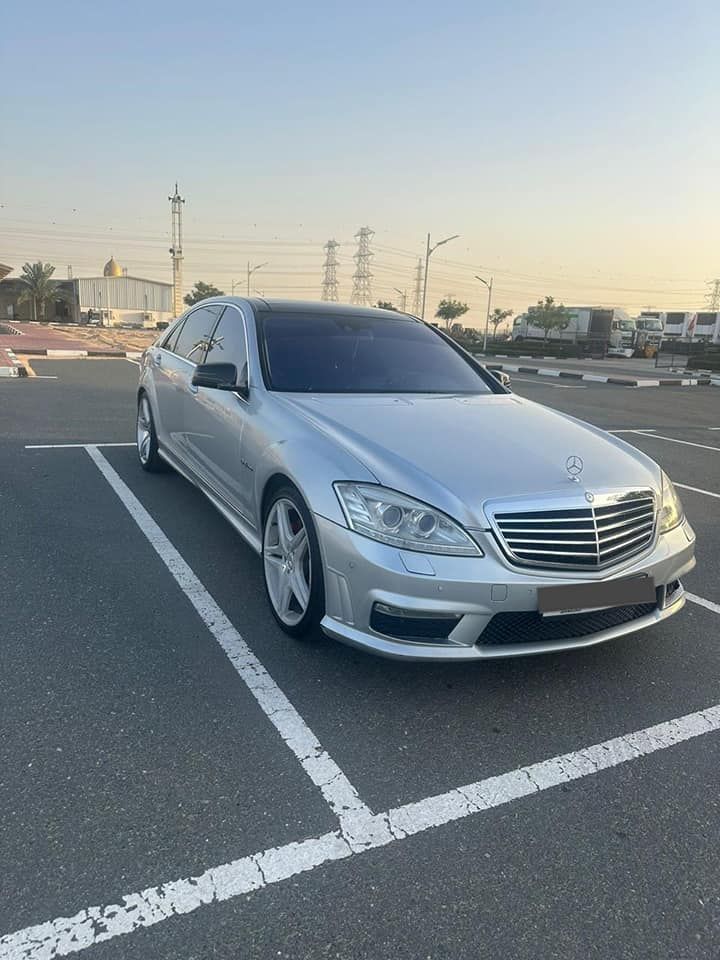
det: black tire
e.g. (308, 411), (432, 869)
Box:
(262, 484), (325, 638)
(136, 393), (166, 473)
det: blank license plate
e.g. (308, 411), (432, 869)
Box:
(538, 576), (655, 617)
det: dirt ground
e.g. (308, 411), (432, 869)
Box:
(50, 324), (159, 351)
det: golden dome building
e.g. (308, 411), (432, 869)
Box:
(103, 256), (123, 278)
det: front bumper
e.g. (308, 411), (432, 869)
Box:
(317, 514), (696, 661)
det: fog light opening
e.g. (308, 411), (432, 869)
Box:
(371, 603), (463, 644)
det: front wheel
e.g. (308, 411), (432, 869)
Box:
(262, 486), (325, 637)
(136, 394), (166, 472)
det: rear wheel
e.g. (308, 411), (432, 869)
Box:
(136, 394), (166, 472)
(262, 486), (324, 637)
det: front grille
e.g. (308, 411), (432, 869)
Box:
(492, 491), (656, 570)
(479, 601), (658, 646)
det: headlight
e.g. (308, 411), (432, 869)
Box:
(659, 471), (683, 533)
(334, 483), (482, 556)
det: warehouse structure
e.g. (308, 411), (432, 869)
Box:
(0, 258), (174, 328)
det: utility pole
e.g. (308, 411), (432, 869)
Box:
(247, 261), (268, 296)
(351, 227), (374, 305)
(393, 287), (407, 312)
(321, 239), (340, 301)
(475, 275), (493, 351)
(412, 258), (423, 315)
(706, 279), (720, 311)
(421, 232), (459, 319)
(168, 183), (185, 317)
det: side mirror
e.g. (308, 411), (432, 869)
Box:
(192, 362), (238, 391)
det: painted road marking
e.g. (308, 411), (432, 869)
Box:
(512, 377), (586, 389)
(25, 442), (136, 449)
(83, 445), (380, 849)
(126, 357), (140, 366)
(627, 431), (720, 453)
(674, 482), (720, 500)
(3, 704), (720, 959)
(686, 593), (720, 616)
(610, 428), (657, 434)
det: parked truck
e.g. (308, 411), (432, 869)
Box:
(633, 315), (664, 357)
(512, 306), (636, 357)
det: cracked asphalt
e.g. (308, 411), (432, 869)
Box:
(1, 360), (719, 959)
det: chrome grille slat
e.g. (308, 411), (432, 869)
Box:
(595, 512), (653, 534)
(595, 504), (654, 523)
(492, 490), (656, 570)
(597, 520), (654, 546)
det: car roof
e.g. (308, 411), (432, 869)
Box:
(247, 298), (420, 321)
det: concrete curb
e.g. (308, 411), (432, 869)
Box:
(0, 348), (28, 377)
(17, 348), (143, 359)
(480, 359), (711, 388)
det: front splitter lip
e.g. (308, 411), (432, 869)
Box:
(320, 589), (687, 662)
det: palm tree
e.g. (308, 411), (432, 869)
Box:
(17, 261), (61, 322)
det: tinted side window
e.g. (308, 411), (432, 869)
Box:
(205, 307), (248, 378)
(173, 305), (224, 361)
(163, 317), (186, 353)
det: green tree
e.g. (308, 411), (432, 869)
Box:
(435, 297), (469, 329)
(184, 281), (225, 306)
(17, 261), (64, 322)
(529, 296), (571, 342)
(376, 300), (398, 311)
(489, 307), (513, 340)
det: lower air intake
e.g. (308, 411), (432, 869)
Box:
(479, 601), (658, 646)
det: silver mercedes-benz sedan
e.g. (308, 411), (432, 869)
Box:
(136, 298), (696, 661)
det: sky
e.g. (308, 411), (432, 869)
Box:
(2, 0), (720, 326)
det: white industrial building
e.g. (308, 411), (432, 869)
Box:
(0, 257), (175, 327)
(75, 257), (174, 327)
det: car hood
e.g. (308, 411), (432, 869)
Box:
(277, 393), (662, 528)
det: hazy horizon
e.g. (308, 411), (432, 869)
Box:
(3, 0), (719, 326)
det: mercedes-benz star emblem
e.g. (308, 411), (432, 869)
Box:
(566, 455), (584, 481)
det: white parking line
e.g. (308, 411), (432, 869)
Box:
(25, 442), (135, 449)
(126, 357), (140, 366)
(686, 593), (720, 616)
(4, 703), (720, 959)
(83, 445), (381, 849)
(674, 482), (720, 500)
(610, 428), (656, 434)
(626, 431), (720, 453)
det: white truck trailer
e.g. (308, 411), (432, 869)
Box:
(512, 306), (636, 357)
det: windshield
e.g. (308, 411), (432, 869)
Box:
(260, 313), (494, 394)
(641, 319), (663, 331)
(618, 319), (636, 331)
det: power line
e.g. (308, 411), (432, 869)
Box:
(321, 239), (340, 301)
(351, 227), (374, 306)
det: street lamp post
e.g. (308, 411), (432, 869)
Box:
(476, 275), (493, 351)
(421, 232), (459, 319)
(393, 287), (407, 312)
(247, 261), (268, 296)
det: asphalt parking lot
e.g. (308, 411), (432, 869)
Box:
(2, 360), (720, 960)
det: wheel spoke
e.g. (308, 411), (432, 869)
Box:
(289, 528), (307, 555)
(276, 503), (293, 550)
(140, 434), (151, 459)
(290, 567), (310, 611)
(277, 578), (294, 617)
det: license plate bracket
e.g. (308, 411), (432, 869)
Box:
(538, 576), (655, 617)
